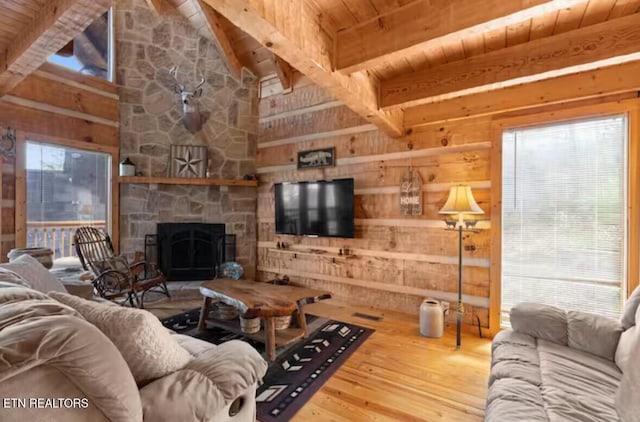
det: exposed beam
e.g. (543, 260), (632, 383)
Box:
(272, 54), (293, 92)
(381, 12), (640, 109)
(404, 60), (640, 127)
(202, 0), (404, 137)
(196, 0), (243, 80)
(0, 0), (112, 96)
(145, 0), (166, 14)
(336, 0), (585, 74)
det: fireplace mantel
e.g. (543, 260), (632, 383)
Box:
(118, 176), (257, 187)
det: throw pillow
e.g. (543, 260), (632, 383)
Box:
(567, 310), (623, 360)
(616, 325), (637, 373)
(49, 292), (192, 385)
(1, 254), (66, 293)
(621, 285), (640, 330)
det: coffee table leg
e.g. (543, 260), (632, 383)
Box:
(198, 296), (212, 331)
(296, 301), (309, 337)
(265, 317), (276, 361)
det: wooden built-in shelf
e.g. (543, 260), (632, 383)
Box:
(267, 247), (357, 261)
(118, 176), (258, 187)
(203, 317), (306, 348)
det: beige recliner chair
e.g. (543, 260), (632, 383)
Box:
(0, 283), (267, 422)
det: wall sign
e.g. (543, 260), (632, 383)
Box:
(297, 147), (335, 169)
(400, 168), (422, 216)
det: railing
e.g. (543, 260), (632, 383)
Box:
(27, 220), (107, 260)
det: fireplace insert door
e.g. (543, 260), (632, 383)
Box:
(157, 223), (225, 281)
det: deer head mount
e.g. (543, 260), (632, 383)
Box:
(169, 66), (207, 134)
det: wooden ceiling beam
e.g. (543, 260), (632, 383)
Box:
(145, 0), (166, 14)
(336, 0), (586, 74)
(404, 60), (640, 128)
(196, 0), (243, 80)
(0, 0), (112, 96)
(201, 0), (404, 137)
(380, 12), (640, 109)
(272, 54), (293, 92)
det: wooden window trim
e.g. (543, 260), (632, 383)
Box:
(15, 131), (120, 254)
(489, 98), (640, 336)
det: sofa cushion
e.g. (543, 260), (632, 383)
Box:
(0, 307), (142, 422)
(615, 325), (637, 374)
(1, 254), (66, 293)
(485, 378), (547, 422)
(620, 285), (640, 330)
(538, 340), (621, 422)
(510, 303), (568, 345)
(616, 328), (640, 422)
(49, 292), (192, 385)
(0, 268), (30, 287)
(567, 310), (623, 360)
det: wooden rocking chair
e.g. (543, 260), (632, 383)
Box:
(74, 226), (170, 308)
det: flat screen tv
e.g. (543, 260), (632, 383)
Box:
(275, 178), (355, 238)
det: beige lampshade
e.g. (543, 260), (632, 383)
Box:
(439, 185), (484, 215)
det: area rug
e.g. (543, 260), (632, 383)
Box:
(161, 308), (374, 421)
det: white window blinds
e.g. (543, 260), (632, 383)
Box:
(501, 115), (627, 326)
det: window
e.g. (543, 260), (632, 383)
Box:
(501, 115), (627, 326)
(26, 142), (111, 260)
(47, 9), (114, 81)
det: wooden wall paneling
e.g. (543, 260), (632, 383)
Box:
(258, 148), (491, 190)
(0, 101), (118, 147)
(628, 102), (640, 295)
(257, 117), (493, 168)
(488, 123), (503, 336)
(38, 62), (118, 95)
(259, 105), (369, 142)
(8, 73), (119, 122)
(14, 132), (27, 248)
(258, 76), (336, 117)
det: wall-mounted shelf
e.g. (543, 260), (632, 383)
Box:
(118, 176), (258, 187)
(267, 247), (356, 262)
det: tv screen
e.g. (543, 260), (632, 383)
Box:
(275, 178), (355, 238)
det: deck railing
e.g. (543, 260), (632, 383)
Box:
(27, 221), (107, 260)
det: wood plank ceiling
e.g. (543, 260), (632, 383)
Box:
(0, 0), (113, 95)
(197, 0), (640, 136)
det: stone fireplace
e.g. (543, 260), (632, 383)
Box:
(116, 0), (259, 279)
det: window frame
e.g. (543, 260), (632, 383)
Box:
(15, 131), (120, 254)
(489, 99), (640, 336)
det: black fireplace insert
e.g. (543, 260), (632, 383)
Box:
(157, 223), (227, 281)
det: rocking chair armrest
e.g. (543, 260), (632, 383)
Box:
(129, 260), (146, 276)
(91, 269), (135, 290)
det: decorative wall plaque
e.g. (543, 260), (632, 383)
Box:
(297, 147), (335, 169)
(169, 145), (208, 178)
(0, 127), (16, 158)
(400, 168), (422, 216)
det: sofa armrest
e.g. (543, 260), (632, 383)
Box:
(510, 303), (568, 345)
(139, 340), (267, 422)
(567, 310), (622, 361)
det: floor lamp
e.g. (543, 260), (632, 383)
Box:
(439, 185), (484, 349)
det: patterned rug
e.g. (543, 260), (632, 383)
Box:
(161, 308), (374, 421)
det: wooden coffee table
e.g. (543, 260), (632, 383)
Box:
(198, 279), (331, 361)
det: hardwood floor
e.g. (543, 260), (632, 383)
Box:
(148, 298), (492, 421)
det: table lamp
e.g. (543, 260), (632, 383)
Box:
(439, 185), (484, 349)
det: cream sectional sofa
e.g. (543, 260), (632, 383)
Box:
(0, 257), (268, 422)
(486, 289), (640, 422)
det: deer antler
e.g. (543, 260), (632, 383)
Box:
(169, 66), (184, 93)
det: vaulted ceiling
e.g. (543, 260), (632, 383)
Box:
(3, 0), (640, 137)
(197, 0), (640, 137)
(0, 0), (112, 95)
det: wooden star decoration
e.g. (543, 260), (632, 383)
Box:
(175, 149), (202, 177)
